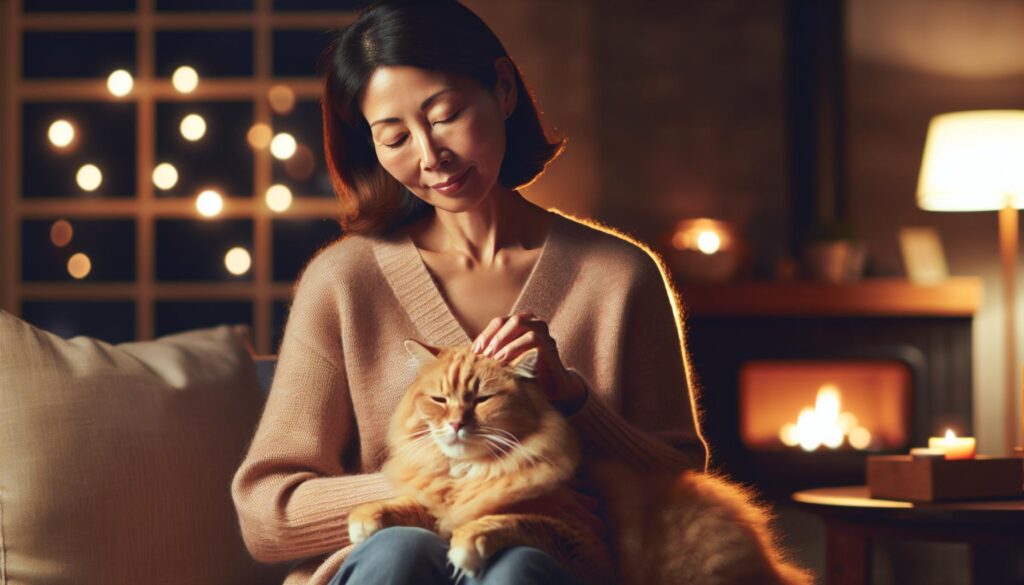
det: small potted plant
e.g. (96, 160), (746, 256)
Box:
(802, 220), (866, 284)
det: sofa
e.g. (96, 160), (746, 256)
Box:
(0, 311), (289, 584)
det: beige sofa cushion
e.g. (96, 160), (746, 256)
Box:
(0, 311), (287, 584)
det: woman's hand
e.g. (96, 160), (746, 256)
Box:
(471, 312), (587, 414)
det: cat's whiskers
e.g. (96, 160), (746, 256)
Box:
(481, 430), (557, 469)
(393, 432), (435, 460)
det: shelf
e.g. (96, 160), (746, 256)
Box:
(677, 277), (983, 318)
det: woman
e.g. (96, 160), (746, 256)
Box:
(231, 1), (708, 584)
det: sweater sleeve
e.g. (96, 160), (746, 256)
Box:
(566, 252), (708, 473)
(231, 256), (397, 564)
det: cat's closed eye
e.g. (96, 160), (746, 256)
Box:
(474, 394), (494, 404)
(429, 395), (447, 404)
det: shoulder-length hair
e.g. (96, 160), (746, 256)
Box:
(317, 0), (566, 237)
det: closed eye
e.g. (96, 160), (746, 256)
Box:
(475, 394), (494, 404)
(429, 396), (447, 404)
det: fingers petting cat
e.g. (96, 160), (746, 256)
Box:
(471, 312), (586, 411)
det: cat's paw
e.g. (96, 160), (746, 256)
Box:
(346, 505), (384, 545)
(447, 543), (484, 580)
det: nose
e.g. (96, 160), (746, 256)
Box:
(450, 422), (463, 432)
(415, 129), (450, 172)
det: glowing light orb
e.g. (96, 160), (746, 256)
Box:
(848, 427), (873, 450)
(196, 190), (224, 217)
(50, 220), (73, 247)
(67, 253), (92, 279)
(247, 123), (273, 149)
(224, 247), (252, 275)
(270, 132), (297, 160)
(152, 163), (179, 190)
(268, 85), (296, 114)
(107, 69), (133, 97)
(180, 114), (207, 141)
(48, 119), (75, 148)
(696, 230), (722, 255)
(265, 184), (293, 212)
(76, 164), (103, 191)
(172, 66), (199, 93)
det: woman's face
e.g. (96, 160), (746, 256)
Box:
(358, 61), (517, 213)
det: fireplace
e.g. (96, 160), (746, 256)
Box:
(678, 278), (981, 499)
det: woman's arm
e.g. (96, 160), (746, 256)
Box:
(230, 259), (397, 564)
(566, 253), (709, 473)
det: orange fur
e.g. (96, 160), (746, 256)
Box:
(348, 341), (612, 583)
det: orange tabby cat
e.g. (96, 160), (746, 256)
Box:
(347, 340), (613, 583)
(347, 340), (812, 585)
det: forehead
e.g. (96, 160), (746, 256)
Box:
(359, 66), (476, 118)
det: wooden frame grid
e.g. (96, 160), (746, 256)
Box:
(2, 0), (358, 354)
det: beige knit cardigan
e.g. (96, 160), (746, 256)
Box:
(231, 210), (709, 585)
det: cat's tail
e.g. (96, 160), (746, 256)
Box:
(590, 461), (814, 585)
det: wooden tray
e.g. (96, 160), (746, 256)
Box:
(866, 455), (1023, 502)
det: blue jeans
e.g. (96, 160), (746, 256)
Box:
(329, 526), (584, 585)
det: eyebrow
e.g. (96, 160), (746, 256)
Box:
(369, 88), (454, 128)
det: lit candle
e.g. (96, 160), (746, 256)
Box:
(928, 429), (976, 460)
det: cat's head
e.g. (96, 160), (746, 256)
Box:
(389, 339), (561, 463)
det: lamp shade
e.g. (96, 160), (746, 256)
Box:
(917, 110), (1024, 211)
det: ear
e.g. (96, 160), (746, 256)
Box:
(493, 56), (518, 120)
(508, 348), (539, 379)
(404, 339), (440, 370)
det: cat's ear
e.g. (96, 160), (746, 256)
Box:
(508, 348), (539, 379)
(404, 339), (440, 370)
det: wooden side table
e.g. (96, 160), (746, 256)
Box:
(793, 486), (1024, 585)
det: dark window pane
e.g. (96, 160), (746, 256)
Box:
(272, 29), (333, 77)
(156, 219), (253, 281)
(21, 301), (135, 343)
(22, 102), (136, 198)
(155, 30), (253, 77)
(155, 301), (252, 337)
(272, 218), (342, 282)
(272, 299), (288, 353)
(272, 100), (332, 197)
(273, 0), (369, 10)
(156, 0), (252, 11)
(155, 101), (253, 197)
(22, 219), (135, 281)
(23, 0), (135, 11)
(23, 31), (135, 78)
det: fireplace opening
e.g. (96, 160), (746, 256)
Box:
(739, 360), (912, 454)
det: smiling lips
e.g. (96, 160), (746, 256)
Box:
(430, 168), (471, 194)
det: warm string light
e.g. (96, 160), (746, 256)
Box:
(50, 220), (73, 247)
(180, 114), (207, 141)
(247, 123), (273, 149)
(268, 85), (296, 114)
(107, 69), (133, 97)
(48, 119), (76, 149)
(270, 132), (297, 160)
(67, 253), (92, 279)
(196, 190), (224, 217)
(152, 163), (179, 190)
(265, 184), (293, 212)
(224, 247), (252, 275)
(76, 164), (103, 191)
(172, 66), (199, 93)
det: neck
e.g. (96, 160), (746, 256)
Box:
(423, 187), (541, 267)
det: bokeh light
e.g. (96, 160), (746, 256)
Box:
(268, 85), (296, 114)
(76, 164), (103, 191)
(196, 189), (224, 217)
(172, 66), (199, 93)
(265, 184), (293, 212)
(48, 119), (75, 149)
(224, 247), (252, 275)
(50, 220), (73, 247)
(180, 113), (207, 141)
(284, 144), (316, 180)
(152, 163), (179, 190)
(270, 132), (297, 160)
(107, 69), (133, 97)
(247, 123), (273, 149)
(67, 253), (92, 279)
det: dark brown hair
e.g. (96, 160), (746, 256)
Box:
(317, 0), (566, 237)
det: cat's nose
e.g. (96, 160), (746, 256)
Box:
(450, 422), (463, 432)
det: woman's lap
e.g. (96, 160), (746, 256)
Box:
(329, 526), (583, 585)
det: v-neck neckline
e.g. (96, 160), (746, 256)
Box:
(372, 211), (565, 348)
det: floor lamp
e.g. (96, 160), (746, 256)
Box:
(917, 110), (1024, 453)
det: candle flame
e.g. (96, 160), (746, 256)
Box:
(945, 429), (956, 440)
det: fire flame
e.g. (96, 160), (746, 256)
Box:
(779, 384), (873, 451)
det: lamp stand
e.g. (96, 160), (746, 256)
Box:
(998, 205), (1022, 452)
